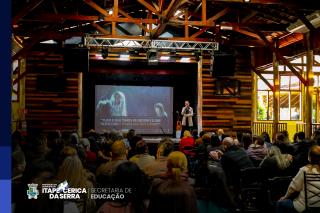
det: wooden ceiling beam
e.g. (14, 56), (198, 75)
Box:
(202, 0), (206, 24)
(278, 33), (303, 48)
(84, 0), (112, 18)
(12, 0), (45, 25)
(91, 22), (110, 35)
(251, 66), (274, 91)
(137, 0), (161, 16)
(190, 8), (230, 38)
(152, 0), (182, 38)
(118, 9), (150, 32)
(27, 14), (159, 24)
(254, 30), (307, 85)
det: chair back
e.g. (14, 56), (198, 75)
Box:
(304, 172), (320, 211)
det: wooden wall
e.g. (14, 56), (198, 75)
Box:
(201, 49), (253, 134)
(25, 48), (80, 132)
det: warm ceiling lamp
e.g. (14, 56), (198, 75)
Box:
(244, 0), (251, 2)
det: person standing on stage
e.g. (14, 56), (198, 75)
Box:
(181, 100), (193, 137)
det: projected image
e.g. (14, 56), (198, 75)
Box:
(95, 85), (173, 134)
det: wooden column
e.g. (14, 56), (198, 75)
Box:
(250, 50), (257, 122)
(202, 0), (206, 24)
(305, 32), (314, 138)
(197, 56), (203, 133)
(112, 0), (118, 36)
(78, 73), (83, 137)
(273, 42), (280, 137)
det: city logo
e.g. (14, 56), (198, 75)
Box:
(56, 180), (69, 193)
(27, 183), (39, 199)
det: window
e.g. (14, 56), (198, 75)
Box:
(256, 54), (320, 121)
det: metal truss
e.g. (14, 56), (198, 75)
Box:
(84, 37), (219, 51)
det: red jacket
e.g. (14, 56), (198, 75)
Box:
(179, 137), (196, 157)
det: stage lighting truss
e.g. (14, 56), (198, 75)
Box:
(84, 37), (219, 52)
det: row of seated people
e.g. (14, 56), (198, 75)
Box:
(11, 128), (320, 213)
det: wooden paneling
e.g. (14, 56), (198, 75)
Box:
(201, 50), (253, 134)
(25, 50), (79, 132)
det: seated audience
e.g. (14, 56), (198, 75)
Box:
(277, 145), (320, 213)
(97, 161), (149, 213)
(220, 137), (254, 191)
(261, 131), (272, 148)
(57, 155), (96, 213)
(144, 138), (174, 178)
(240, 133), (252, 150)
(246, 136), (268, 166)
(148, 151), (198, 213)
(129, 140), (155, 171)
(179, 130), (196, 158)
(259, 145), (294, 178)
(273, 132), (294, 155)
(96, 140), (127, 177)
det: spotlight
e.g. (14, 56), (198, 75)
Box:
(147, 49), (158, 65)
(102, 49), (108, 59)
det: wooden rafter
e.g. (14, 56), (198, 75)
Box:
(84, 0), (111, 18)
(251, 66), (274, 91)
(152, 0), (182, 38)
(12, 0), (45, 25)
(190, 8), (230, 38)
(254, 30), (308, 85)
(91, 22), (110, 35)
(241, 11), (258, 24)
(112, 0), (119, 36)
(28, 13), (159, 24)
(232, 24), (261, 40)
(278, 33), (303, 48)
(118, 9), (150, 32)
(137, 0), (161, 16)
(202, 0), (206, 24)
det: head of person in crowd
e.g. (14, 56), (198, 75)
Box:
(296, 131), (306, 143)
(217, 129), (224, 136)
(266, 145), (292, 170)
(281, 130), (290, 143)
(241, 133), (252, 150)
(166, 151), (188, 182)
(156, 138), (174, 159)
(111, 161), (149, 212)
(210, 134), (221, 147)
(201, 133), (212, 147)
(261, 131), (271, 143)
(183, 130), (192, 138)
(135, 140), (149, 155)
(274, 132), (285, 143)
(111, 140), (127, 160)
(308, 145), (320, 168)
(222, 137), (234, 151)
(57, 155), (90, 189)
(60, 146), (77, 159)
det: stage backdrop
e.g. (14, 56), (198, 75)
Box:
(95, 85), (173, 134)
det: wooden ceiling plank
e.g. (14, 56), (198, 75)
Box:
(12, 0), (45, 25)
(241, 11), (258, 24)
(112, 0), (119, 36)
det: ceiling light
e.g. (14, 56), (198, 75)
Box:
(180, 57), (191, 63)
(120, 54), (130, 61)
(159, 56), (170, 60)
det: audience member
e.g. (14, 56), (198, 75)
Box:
(179, 130), (196, 158)
(97, 161), (149, 213)
(57, 155), (96, 213)
(96, 140), (127, 177)
(129, 140), (155, 171)
(259, 145), (293, 178)
(246, 136), (268, 166)
(277, 145), (320, 213)
(148, 151), (198, 213)
(144, 138), (174, 178)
